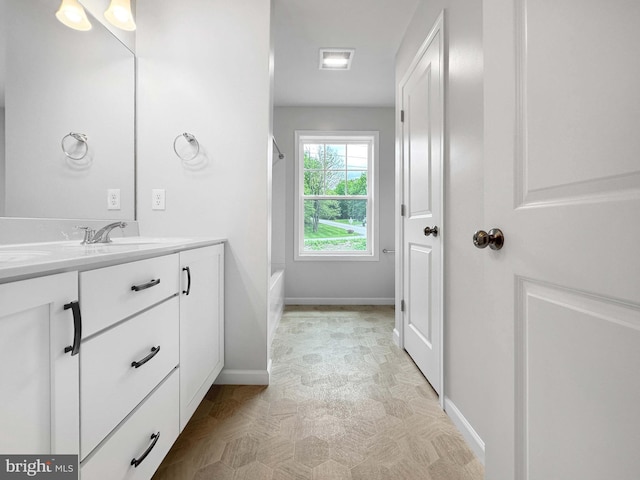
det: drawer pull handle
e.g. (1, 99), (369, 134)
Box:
(63, 301), (82, 356)
(131, 346), (161, 368)
(131, 431), (160, 468)
(182, 266), (191, 296)
(131, 279), (161, 291)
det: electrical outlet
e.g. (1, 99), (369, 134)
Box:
(152, 189), (166, 210)
(107, 189), (121, 210)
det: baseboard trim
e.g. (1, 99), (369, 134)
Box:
(393, 328), (401, 347)
(214, 368), (270, 385)
(444, 397), (485, 465)
(285, 297), (395, 305)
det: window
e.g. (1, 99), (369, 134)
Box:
(294, 131), (378, 261)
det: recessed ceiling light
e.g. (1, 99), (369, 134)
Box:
(319, 48), (355, 70)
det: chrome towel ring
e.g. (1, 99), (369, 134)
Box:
(173, 132), (200, 161)
(61, 132), (88, 160)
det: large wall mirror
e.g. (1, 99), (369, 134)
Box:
(0, 0), (135, 219)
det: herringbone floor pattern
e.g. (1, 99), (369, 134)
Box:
(153, 305), (484, 479)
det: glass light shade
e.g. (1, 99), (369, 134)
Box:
(104, 0), (136, 31)
(55, 0), (92, 31)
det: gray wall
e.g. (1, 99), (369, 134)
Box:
(274, 106), (395, 304)
(0, 109), (4, 216)
(396, 0), (487, 460)
(271, 144), (285, 270)
(136, 0), (273, 384)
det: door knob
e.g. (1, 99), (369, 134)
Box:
(424, 226), (439, 237)
(473, 228), (504, 250)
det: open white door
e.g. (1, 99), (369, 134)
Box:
(483, 1), (640, 479)
(400, 13), (444, 397)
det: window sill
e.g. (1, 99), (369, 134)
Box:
(294, 252), (380, 262)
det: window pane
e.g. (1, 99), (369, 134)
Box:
(347, 144), (368, 169)
(304, 144), (323, 167)
(324, 144), (346, 169)
(304, 143), (348, 195)
(325, 170), (345, 194)
(304, 169), (324, 195)
(303, 199), (368, 252)
(346, 171), (367, 195)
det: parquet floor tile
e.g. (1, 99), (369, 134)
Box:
(154, 306), (483, 479)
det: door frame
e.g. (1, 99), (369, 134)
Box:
(395, 11), (446, 408)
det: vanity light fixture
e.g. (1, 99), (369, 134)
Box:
(104, 0), (136, 31)
(319, 48), (355, 70)
(55, 0), (92, 31)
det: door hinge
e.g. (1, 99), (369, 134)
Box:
(400, 204), (406, 217)
(400, 299), (406, 312)
(400, 110), (405, 123)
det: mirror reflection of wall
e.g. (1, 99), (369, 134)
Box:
(1, 0), (135, 220)
(0, 109), (5, 216)
(0, 0), (6, 216)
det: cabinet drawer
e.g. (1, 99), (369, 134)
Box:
(81, 298), (179, 458)
(81, 370), (179, 480)
(80, 254), (179, 337)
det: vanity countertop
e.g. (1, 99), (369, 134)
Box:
(0, 237), (226, 284)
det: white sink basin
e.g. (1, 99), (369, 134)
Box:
(0, 237), (200, 264)
(0, 250), (53, 262)
(108, 237), (193, 245)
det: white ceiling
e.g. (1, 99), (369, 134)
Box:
(273, 0), (420, 107)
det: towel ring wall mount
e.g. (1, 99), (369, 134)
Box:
(61, 132), (89, 160)
(173, 132), (200, 161)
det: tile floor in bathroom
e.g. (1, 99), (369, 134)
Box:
(153, 305), (484, 480)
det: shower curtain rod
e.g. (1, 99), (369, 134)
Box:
(272, 137), (285, 160)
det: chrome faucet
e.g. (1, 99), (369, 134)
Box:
(76, 221), (127, 244)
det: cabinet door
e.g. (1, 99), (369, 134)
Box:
(179, 245), (224, 430)
(0, 272), (79, 454)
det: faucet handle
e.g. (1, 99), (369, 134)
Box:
(75, 226), (95, 245)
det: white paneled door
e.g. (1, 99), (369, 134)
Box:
(484, 1), (640, 479)
(400, 14), (443, 396)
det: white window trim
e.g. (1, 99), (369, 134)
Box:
(294, 130), (380, 262)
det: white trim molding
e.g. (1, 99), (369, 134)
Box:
(215, 368), (270, 385)
(444, 397), (485, 465)
(396, 10), (446, 409)
(293, 130), (380, 262)
(285, 297), (394, 306)
(392, 328), (401, 347)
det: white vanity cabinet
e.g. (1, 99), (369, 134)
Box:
(179, 244), (225, 430)
(0, 239), (224, 480)
(77, 244), (224, 479)
(0, 272), (80, 455)
(79, 254), (182, 478)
